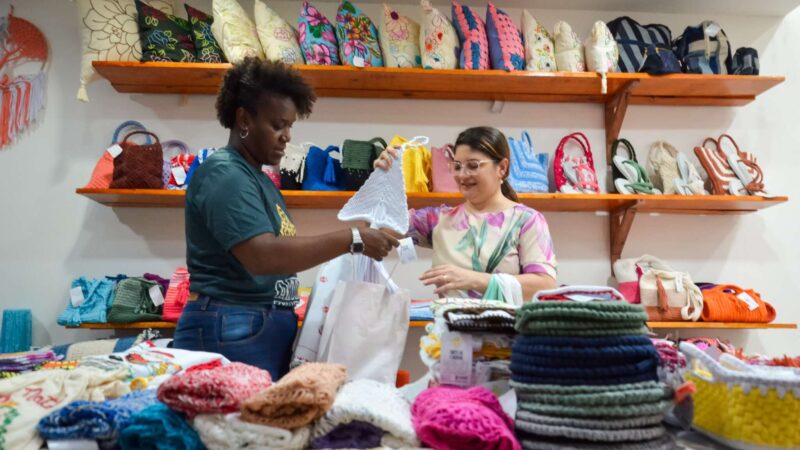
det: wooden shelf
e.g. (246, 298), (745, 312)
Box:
(92, 62), (783, 107)
(65, 321), (797, 330)
(76, 188), (788, 213)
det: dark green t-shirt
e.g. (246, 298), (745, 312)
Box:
(185, 147), (299, 307)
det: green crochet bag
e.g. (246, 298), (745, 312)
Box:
(108, 278), (163, 323)
(342, 137), (387, 191)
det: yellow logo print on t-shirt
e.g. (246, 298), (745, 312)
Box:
(275, 205), (297, 237)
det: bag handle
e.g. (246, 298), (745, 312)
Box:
(122, 130), (161, 146)
(702, 137), (719, 152)
(612, 138), (637, 162)
(717, 134), (742, 156)
(112, 120), (151, 145)
(564, 132), (591, 158)
(521, 131), (533, 150)
(161, 140), (190, 160)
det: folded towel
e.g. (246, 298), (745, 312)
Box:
(193, 413), (310, 450)
(119, 402), (204, 450)
(38, 389), (157, 448)
(311, 379), (419, 448)
(412, 386), (519, 450)
(241, 362), (347, 429)
(158, 362), (272, 418)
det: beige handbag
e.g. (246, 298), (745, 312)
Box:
(639, 269), (702, 322)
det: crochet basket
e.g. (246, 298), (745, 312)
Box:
(681, 342), (800, 449)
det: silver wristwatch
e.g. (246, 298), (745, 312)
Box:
(350, 227), (364, 254)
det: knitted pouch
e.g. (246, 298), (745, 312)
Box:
(341, 137), (386, 191)
(57, 277), (117, 327)
(303, 145), (346, 191)
(701, 285), (776, 323)
(110, 131), (164, 189)
(84, 121), (152, 189)
(162, 268), (190, 322)
(107, 277), (163, 323)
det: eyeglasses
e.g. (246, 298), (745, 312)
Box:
(447, 159), (495, 175)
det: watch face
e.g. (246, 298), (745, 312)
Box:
(353, 242), (364, 253)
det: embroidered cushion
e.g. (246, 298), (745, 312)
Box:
(379, 3), (421, 68)
(335, 0), (383, 67)
(185, 4), (227, 63)
(76, 0), (173, 101)
(451, 1), (488, 70)
(298, 1), (340, 65)
(554, 20), (585, 72)
(211, 0), (265, 63)
(485, 2), (524, 70)
(135, 0), (196, 62)
(420, 0), (459, 69)
(521, 10), (556, 72)
(584, 20), (619, 73)
(254, 0), (304, 64)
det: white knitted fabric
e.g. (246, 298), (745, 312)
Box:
(311, 379), (419, 448)
(193, 413), (310, 450)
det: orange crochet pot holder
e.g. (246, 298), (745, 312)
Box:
(702, 285), (776, 323)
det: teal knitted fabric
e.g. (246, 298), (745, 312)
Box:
(513, 382), (670, 407)
(119, 403), (204, 450)
(515, 301), (648, 335)
(515, 419), (666, 443)
(515, 410), (664, 430)
(510, 381), (666, 396)
(518, 304), (648, 322)
(518, 399), (670, 418)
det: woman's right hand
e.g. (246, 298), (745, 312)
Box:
(358, 226), (401, 261)
(373, 145), (401, 171)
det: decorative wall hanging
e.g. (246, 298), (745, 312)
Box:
(0, 7), (48, 150)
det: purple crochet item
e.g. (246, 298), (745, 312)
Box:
(310, 420), (384, 449)
(143, 273), (169, 295)
(412, 386), (520, 450)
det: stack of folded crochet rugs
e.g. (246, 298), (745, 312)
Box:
(511, 286), (675, 450)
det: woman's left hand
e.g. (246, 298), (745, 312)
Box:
(420, 265), (487, 296)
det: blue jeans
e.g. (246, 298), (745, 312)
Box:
(173, 296), (298, 380)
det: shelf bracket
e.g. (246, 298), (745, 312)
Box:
(605, 80), (640, 161)
(609, 201), (638, 270)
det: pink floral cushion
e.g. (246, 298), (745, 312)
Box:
(451, 1), (489, 70)
(485, 2), (525, 70)
(298, 1), (340, 65)
(335, 0), (383, 67)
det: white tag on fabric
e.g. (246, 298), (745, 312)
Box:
(674, 275), (685, 293)
(69, 287), (85, 308)
(149, 285), (165, 307)
(397, 237), (417, 264)
(705, 22), (721, 38)
(737, 291), (759, 311)
(171, 166), (187, 186)
(473, 361), (492, 385)
(106, 144), (123, 158)
(48, 440), (100, 450)
(439, 331), (473, 387)
(565, 294), (603, 303)
(498, 388), (518, 418)
(353, 56), (366, 67)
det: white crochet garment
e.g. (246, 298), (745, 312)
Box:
(311, 378), (420, 448)
(337, 136), (429, 234)
(193, 413), (310, 450)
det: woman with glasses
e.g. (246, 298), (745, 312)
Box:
(374, 126), (557, 302)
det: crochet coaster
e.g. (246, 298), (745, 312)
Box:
(511, 371), (658, 386)
(515, 419), (666, 443)
(518, 432), (675, 450)
(241, 363), (347, 429)
(509, 356), (658, 380)
(512, 382), (670, 407)
(515, 301), (647, 334)
(515, 335), (653, 348)
(515, 410), (665, 430)
(516, 324), (650, 337)
(519, 320), (647, 331)
(311, 379), (419, 448)
(517, 399), (670, 418)
(510, 381), (666, 396)
(512, 335), (658, 365)
(193, 413), (310, 450)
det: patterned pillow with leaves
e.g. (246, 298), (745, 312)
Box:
(521, 10), (556, 72)
(255, 0), (304, 65)
(420, 0), (459, 69)
(298, 2), (340, 65)
(76, 0), (174, 101)
(184, 4), (227, 63)
(379, 3), (421, 68)
(335, 0), (383, 67)
(211, 0), (265, 63)
(135, 0), (196, 62)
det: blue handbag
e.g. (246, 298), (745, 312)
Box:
(184, 148), (216, 187)
(57, 277), (119, 326)
(302, 145), (346, 191)
(673, 21), (732, 75)
(508, 132), (549, 193)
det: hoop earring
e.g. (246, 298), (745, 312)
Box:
(239, 128), (249, 139)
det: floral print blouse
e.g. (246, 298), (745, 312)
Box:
(408, 204), (557, 298)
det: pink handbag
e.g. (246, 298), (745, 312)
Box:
(431, 144), (458, 193)
(554, 132), (600, 194)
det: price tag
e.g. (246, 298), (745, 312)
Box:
(171, 166), (187, 186)
(149, 285), (165, 307)
(439, 331), (472, 387)
(106, 144), (123, 158)
(352, 56), (366, 67)
(48, 440), (100, 450)
(397, 237), (417, 264)
(737, 291), (759, 311)
(69, 287), (85, 308)
(705, 22), (721, 38)
(674, 275), (684, 293)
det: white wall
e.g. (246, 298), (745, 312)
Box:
(1, 1), (798, 374)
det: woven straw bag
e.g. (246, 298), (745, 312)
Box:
(681, 342), (800, 449)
